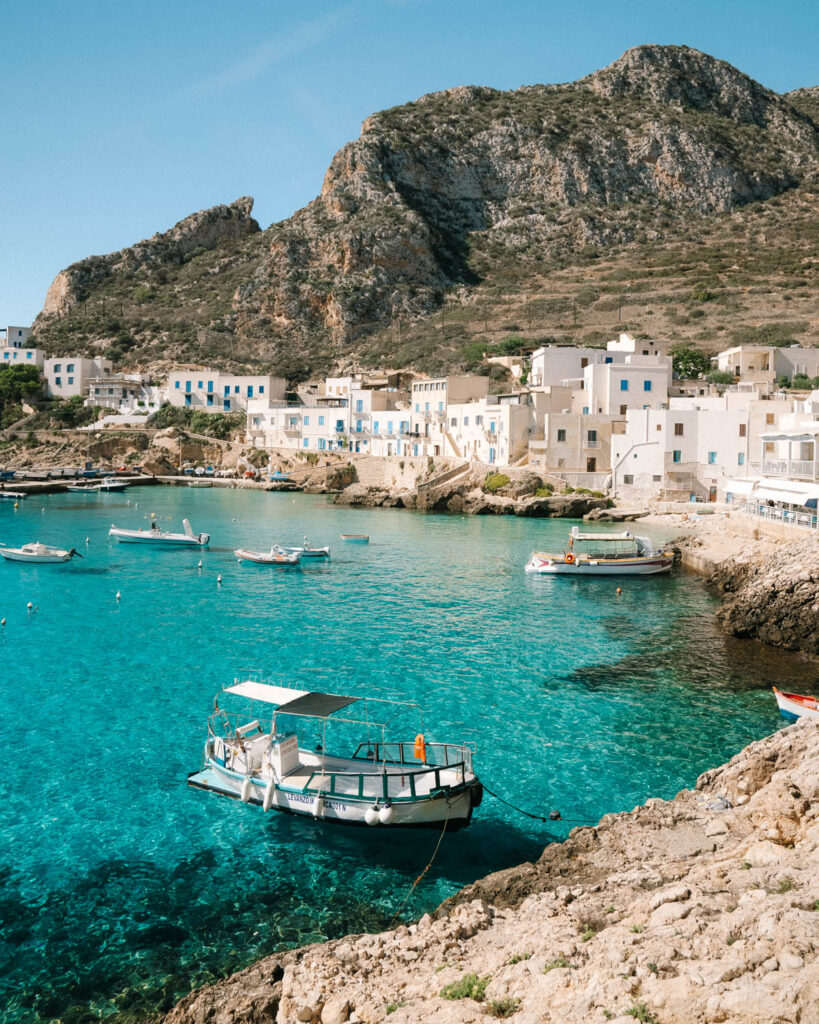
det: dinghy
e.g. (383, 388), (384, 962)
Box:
(188, 679), (482, 830)
(0, 542), (80, 563)
(0, 491), (26, 500)
(340, 534), (369, 543)
(235, 546), (301, 566)
(109, 518), (210, 546)
(772, 687), (819, 721)
(278, 537), (330, 559)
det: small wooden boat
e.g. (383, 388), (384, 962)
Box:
(340, 534), (369, 543)
(188, 679), (482, 830)
(0, 542), (80, 563)
(772, 687), (819, 721)
(235, 546), (301, 566)
(525, 527), (673, 576)
(109, 518), (210, 546)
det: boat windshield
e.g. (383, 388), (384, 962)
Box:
(572, 537), (640, 558)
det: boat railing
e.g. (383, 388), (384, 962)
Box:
(301, 759), (469, 801)
(351, 740), (474, 773)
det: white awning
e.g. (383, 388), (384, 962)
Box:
(226, 681), (309, 706)
(753, 481), (819, 504)
(760, 425), (819, 441)
(724, 478), (757, 495)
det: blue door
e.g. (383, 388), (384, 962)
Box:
(489, 448), (496, 465)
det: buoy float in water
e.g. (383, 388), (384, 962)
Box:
(26, 601), (33, 611)
(217, 574), (222, 584)
(378, 801), (394, 825)
(197, 560), (203, 569)
(116, 591), (121, 601)
(365, 805), (379, 826)
(240, 777), (252, 803)
(1, 618), (6, 627)
(13, 502), (18, 509)
(616, 587), (622, 595)
(86, 537), (90, 545)
(263, 780), (275, 812)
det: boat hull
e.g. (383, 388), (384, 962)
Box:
(0, 549), (72, 563)
(235, 548), (300, 565)
(773, 688), (819, 721)
(525, 554), (673, 576)
(190, 762), (478, 830)
(109, 529), (208, 546)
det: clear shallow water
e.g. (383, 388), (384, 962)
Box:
(0, 487), (812, 1023)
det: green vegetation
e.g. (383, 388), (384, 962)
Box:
(507, 952), (532, 965)
(543, 957), (573, 972)
(706, 370), (735, 385)
(535, 485), (554, 497)
(0, 364), (42, 419)
(605, 905), (616, 914)
(630, 924), (644, 934)
(671, 344), (711, 378)
(648, 962), (658, 974)
(147, 404), (244, 440)
(386, 1001), (408, 1014)
(627, 1003), (659, 1023)
(777, 876), (796, 893)
(484, 472), (511, 493)
(487, 997), (520, 1018)
(440, 973), (491, 1001)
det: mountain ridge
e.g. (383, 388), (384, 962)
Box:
(31, 45), (819, 379)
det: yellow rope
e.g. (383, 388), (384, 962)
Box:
(389, 800), (451, 927)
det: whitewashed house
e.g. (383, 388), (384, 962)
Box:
(167, 369), (285, 413)
(44, 356), (112, 398)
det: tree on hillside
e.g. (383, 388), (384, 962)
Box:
(670, 344), (712, 379)
(0, 364), (43, 414)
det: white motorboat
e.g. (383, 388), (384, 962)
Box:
(278, 536), (330, 559)
(68, 478), (129, 493)
(235, 546), (301, 566)
(109, 517), (210, 546)
(0, 542), (80, 563)
(0, 491), (26, 500)
(340, 534), (369, 543)
(188, 679), (482, 830)
(525, 527), (674, 576)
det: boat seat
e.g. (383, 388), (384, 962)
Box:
(236, 720), (261, 737)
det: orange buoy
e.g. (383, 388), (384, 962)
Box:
(413, 733), (426, 763)
(616, 587), (622, 595)
(565, 553), (575, 564)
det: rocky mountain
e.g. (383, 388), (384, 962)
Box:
(32, 45), (819, 379)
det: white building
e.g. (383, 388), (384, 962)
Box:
(408, 376), (490, 457)
(44, 356), (112, 398)
(716, 345), (819, 385)
(86, 374), (164, 415)
(167, 368), (286, 413)
(530, 333), (670, 389)
(444, 393), (533, 464)
(529, 413), (625, 487)
(2, 325), (32, 349)
(578, 358), (671, 416)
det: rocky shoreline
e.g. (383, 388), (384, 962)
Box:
(162, 720), (819, 1024)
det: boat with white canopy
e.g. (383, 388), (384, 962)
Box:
(188, 679), (482, 830)
(0, 541), (80, 563)
(109, 517), (210, 546)
(278, 537), (330, 559)
(68, 478), (129, 493)
(525, 526), (673, 576)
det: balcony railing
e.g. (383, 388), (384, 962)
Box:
(729, 499), (817, 530)
(761, 459), (819, 481)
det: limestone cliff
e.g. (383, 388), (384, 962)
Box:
(32, 46), (819, 376)
(161, 720), (819, 1024)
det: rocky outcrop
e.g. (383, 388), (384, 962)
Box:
(32, 46), (819, 372)
(163, 720), (819, 1024)
(41, 197), (260, 315)
(710, 536), (819, 656)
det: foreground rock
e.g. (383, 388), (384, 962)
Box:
(710, 536), (819, 656)
(162, 720), (819, 1024)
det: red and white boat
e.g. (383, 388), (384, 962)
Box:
(772, 687), (819, 721)
(525, 527), (674, 576)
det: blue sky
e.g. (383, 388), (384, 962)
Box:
(2, 0), (817, 325)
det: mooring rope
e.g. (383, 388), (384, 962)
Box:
(389, 800), (452, 926)
(482, 784), (595, 826)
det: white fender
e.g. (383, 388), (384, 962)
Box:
(314, 795), (325, 819)
(378, 803), (394, 825)
(241, 777), (252, 803)
(365, 805), (379, 826)
(263, 780), (275, 812)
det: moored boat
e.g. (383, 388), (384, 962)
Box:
(525, 527), (673, 576)
(235, 546), (301, 566)
(0, 541), (80, 563)
(340, 534), (369, 543)
(68, 478), (129, 493)
(188, 679), (482, 830)
(0, 491), (26, 500)
(109, 518), (210, 546)
(772, 687), (819, 721)
(279, 536), (330, 559)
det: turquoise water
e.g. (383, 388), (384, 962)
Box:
(0, 487), (811, 1023)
